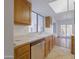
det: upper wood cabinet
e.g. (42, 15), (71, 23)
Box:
(45, 16), (52, 27)
(14, 0), (32, 25)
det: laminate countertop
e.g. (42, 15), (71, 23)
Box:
(14, 32), (53, 47)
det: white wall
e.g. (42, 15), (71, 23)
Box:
(4, 0), (13, 59)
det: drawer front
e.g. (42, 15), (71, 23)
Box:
(15, 44), (30, 56)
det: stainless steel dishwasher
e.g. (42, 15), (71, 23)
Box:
(31, 41), (44, 59)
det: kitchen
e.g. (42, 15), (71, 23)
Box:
(4, 0), (75, 59)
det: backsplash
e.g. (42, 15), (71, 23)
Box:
(14, 25), (30, 36)
(44, 25), (53, 33)
(14, 24), (53, 36)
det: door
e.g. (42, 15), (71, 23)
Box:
(60, 24), (72, 48)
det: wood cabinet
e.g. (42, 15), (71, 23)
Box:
(14, 0), (31, 25)
(45, 16), (52, 27)
(71, 36), (75, 54)
(49, 36), (53, 51)
(44, 37), (50, 57)
(44, 36), (54, 57)
(53, 36), (55, 46)
(14, 35), (55, 59)
(14, 44), (30, 59)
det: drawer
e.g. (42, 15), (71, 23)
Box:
(14, 44), (30, 56)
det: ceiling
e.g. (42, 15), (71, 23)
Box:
(31, 0), (56, 16)
(31, 0), (75, 21)
(49, 0), (75, 13)
(55, 10), (75, 20)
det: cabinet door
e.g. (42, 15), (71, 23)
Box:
(49, 36), (53, 51)
(14, 0), (31, 25)
(14, 44), (30, 59)
(44, 38), (50, 57)
(45, 16), (52, 27)
(18, 53), (30, 59)
(53, 36), (55, 47)
(71, 36), (75, 54)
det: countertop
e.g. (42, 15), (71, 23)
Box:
(14, 32), (53, 47)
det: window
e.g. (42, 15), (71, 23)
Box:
(38, 15), (44, 32)
(29, 12), (37, 32)
(31, 12), (37, 32)
(29, 11), (44, 32)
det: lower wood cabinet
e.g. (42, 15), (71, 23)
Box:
(52, 36), (56, 48)
(14, 44), (30, 59)
(44, 36), (54, 57)
(14, 35), (55, 59)
(18, 53), (30, 59)
(49, 36), (53, 51)
(71, 36), (75, 54)
(44, 37), (50, 57)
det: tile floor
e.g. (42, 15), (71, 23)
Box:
(45, 46), (74, 59)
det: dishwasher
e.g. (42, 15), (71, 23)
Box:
(31, 41), (44, 59)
